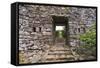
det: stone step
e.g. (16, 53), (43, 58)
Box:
(46, 54), (74, 59)
(43, 55), (75, 62)
(55, 44), (65, 46)
(55, 38), (65, 42)
(45, 53), (74, 58)
(46, 57), (74, 61)
(49, 48), (70, 51)
(48, 50), (72, 55)
(51, 44), (70, 49)
(55, 42), (65, 44)
(39, 59), (69, 63)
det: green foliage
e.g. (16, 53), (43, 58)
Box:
(56, 30), (65, 38)
(79, 23), (96, 56)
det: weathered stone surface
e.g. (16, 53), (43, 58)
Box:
(18, 4), (96, 64)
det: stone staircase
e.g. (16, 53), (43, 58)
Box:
(39, 42), (79, 63)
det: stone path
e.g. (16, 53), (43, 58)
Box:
(39, 42), (80, 63)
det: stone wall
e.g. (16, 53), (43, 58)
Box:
(19, 4), (96, 63)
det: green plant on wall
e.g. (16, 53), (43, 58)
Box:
(79, 23), (96, 56)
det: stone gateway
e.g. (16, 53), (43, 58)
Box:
(11, 2), (97, 65)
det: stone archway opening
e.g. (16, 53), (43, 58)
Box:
(52, 16), (69, 46)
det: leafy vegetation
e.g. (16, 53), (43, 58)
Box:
(78, 23), (96, 56)
(56, 30), (65, 38)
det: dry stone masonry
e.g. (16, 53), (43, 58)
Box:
(19, 4), (96, 64)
